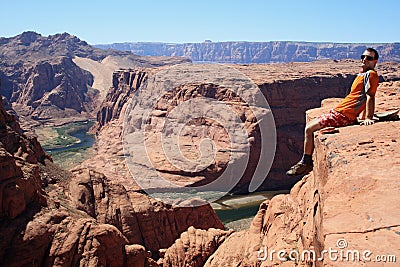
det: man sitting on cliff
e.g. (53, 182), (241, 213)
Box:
(287, 48), (379, 176)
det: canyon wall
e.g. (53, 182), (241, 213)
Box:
(257, 75), (354, 189)
(0, 97), (227, 266)
(204, 79), (400, 266)
(96, 69), (148, 130)
(94, 61), (400, 191)
(91, 65), (269, 193)
(0, 96), (47, 219)
(96, 41), (400, 63)
(0, 32), (189, 126)
(12, 56), (95, 120)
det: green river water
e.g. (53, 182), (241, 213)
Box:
(38, 121), (288, 225)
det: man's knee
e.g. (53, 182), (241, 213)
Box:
(305, 125), (314, 136)
(305, 121), (322, 136)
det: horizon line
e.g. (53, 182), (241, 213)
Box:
(1, 31), (398, 46)
(94, 40), (399, 45)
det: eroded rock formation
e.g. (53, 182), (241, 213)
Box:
(160, 226), (234, 267)
(69, 168), (224, 257)
(14, 56), (95, 119)
(91, 60), (400, 191)
(0, 98), (225, 266)
(203, 80), (400, 267)
(0, 31), (190, 127)
(81, 61), (400, 266)
(0, 97), (47, 218)
(96, 69), (148, 130)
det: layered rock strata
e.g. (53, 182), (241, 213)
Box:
(88, 65), (270, 193)
(203, 80), (400, 266)
(95, 69), (148, 130)
(0, 98), (225, 266)
(12, 56), (95, 120)
(91, 60), (400, 191)
(0, 31), (190, 127)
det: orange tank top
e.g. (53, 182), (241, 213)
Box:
(334, 70), (379, 121)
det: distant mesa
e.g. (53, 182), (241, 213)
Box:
(95, 41), (400, 63)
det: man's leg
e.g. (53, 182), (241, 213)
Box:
(304, 118), (324, 156)
(287, 118), (324, 176)
(287, 109), (354, 176)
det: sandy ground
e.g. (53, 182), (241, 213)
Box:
(73, 56), (144, 100)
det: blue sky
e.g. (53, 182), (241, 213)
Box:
(1, 0), (399, 44)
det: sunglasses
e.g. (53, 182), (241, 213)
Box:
(361, 54), (374, 61)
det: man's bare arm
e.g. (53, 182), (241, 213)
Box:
(360, 93), (375, 125)
(359, 109), (366, 120)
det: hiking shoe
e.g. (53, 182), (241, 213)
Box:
(286, 161), (313, 176)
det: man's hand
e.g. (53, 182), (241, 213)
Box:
(362, 93), (376, 126)
(360, 118), (375, 126)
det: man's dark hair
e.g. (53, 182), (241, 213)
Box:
(367, 47), (379, 60)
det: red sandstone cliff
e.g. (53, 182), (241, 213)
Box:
(91, 60), (400, 192)
(0, 96), (47, 219)
(95, 69), (148, 130)
(0, 97), (226, 266)
(0, 32), (190, 127)
(84, 60), (400, 266)
(203, 81), (400, 267)
(88, 65), (268, 193)
(12, 56), (96, 120)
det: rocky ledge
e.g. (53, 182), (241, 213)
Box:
(202, 81), (400, 266)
